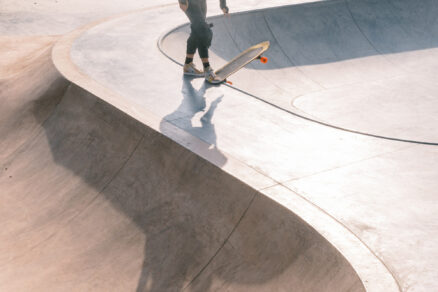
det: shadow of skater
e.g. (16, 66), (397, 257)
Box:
(160, 76), (226, 164)
(132, 77), (227, 292)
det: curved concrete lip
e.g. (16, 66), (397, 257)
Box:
(50, 3), (403, 291)
(159, 0), (438, 145)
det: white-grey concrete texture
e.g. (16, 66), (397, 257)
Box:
(1, 0), (437, 291)
(162, 0), (438, 144)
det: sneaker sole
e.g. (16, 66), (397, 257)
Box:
(184, 71), (204, 77)
(205, 78), (224, 84)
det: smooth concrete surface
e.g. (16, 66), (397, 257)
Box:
(0, 36), (69, 163)
(0, 0), (315, 35)
(0, 0), (174, 35)
(1, 34), (366, 291)
(2, 0), (438, 291)
(161, 0), (438, 144)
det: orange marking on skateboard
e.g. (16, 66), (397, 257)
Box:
(260, 56), (268, 64)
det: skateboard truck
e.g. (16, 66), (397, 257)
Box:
(257, 55), (268, 64)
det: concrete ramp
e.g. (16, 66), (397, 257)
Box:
(1, 39), (365, 291)
(161, 0), (438, 144)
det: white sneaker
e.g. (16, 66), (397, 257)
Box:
(183, 62), (204, 77)
(204, 66), (222, 84)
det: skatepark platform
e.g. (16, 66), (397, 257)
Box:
(1, 0), (438, 291)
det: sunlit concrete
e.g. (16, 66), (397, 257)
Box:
(162, 0), (438, 144)
(1, 0), (437, 291)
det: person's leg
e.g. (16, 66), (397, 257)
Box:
(198, 47), (210, 70)
(185, 30), (197, 64)
(183, 0), (214, 77)
(191, 19), (212, 66)
(199, 0), (209, 68)
(194, 22), (220, 82)
(199, 44), (218, 82)
(183, 27), (203, 76)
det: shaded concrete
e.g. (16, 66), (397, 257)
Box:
(0, 36), (69, 163)
(1, 45), (364, 291)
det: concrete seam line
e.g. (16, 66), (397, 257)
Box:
(183, 191), (258, 289)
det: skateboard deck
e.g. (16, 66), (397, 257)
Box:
(212, 41), (270, 84)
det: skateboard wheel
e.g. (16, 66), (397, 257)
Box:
(226, 80), (233, 85)
(260, 56), (268, 64)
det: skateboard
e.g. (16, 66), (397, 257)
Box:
(209, 41), (270, 84)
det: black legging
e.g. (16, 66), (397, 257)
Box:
(185, 1), (212, 58)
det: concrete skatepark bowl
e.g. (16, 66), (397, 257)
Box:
(161, 0), (438, 144)
(1, 0), (438, 291)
